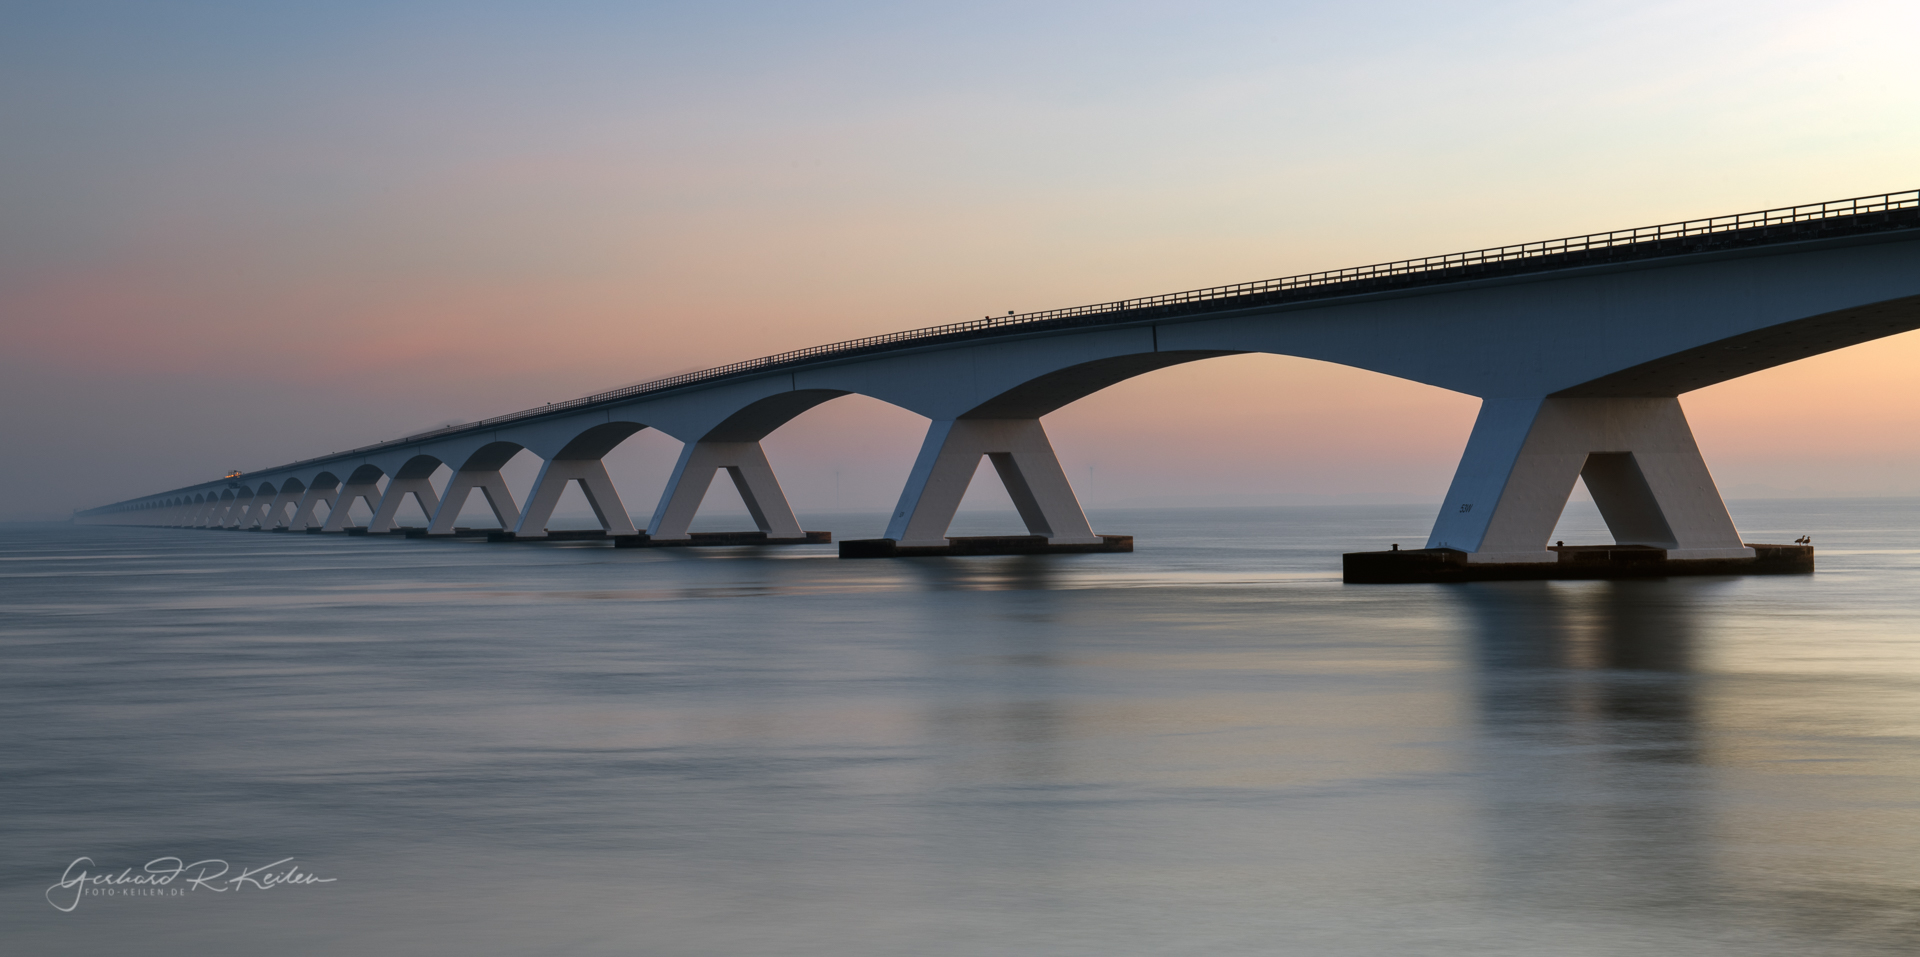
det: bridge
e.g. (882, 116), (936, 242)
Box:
(76, 189), (1920, 569)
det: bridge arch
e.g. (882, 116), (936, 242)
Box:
(282, 471), (342, 530)
(498, 421), (654, 538)
(228, 481), (277, 528)
(209, 489), (236, 528)
(76, 192), (1920, 558)
(552, 421), (649, 461)
(318, 464), (389, 531)
(361, 455), (446, 532)
(261, 477), (307, 529)
(956, 351), (1243, 419)
(454, 441), (525, 473)
(415, 441), (538, 535)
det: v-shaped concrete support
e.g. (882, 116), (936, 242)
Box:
(647, 441), (803, 540)
(1427, 397), (1750, 563)
(369, 477), (441, 533)
(289, 483), (339, 530)
(261, 485), (302, 528)
(214, 493), (245, 528)
(427, 470), (520, 534)
(513, 458), (638, 538)
(884, 418), (1099, 547)
(323, 479), (385, 532)
(239, 493), (278, 529)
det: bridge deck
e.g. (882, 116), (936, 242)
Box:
(300, 189), (1920, 460)
(81, 188), (1920, 511)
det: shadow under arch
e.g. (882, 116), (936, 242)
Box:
(320, 463), (391, 531)
(701, 390), (850, 442)
(391, 454), (443, 480)
(428, 441), (536, 532)
(960, 351), (1244, 419)
(279, 470), (343, 530)
(364, 454), (449, 531)
(454, 440), (526, 472)
(264, 476), (308, 528)
(721, 351), (1288, 544)
(630, 396), (855, 540)
(689, 353), (1245, 447)
(224, 480), (276, 528)
(555, 421), (649, 460)
(856, 348), (1448, 544)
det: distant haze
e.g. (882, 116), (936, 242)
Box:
(6, 1), (1920, 522)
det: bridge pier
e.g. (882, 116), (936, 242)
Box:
(211, 495), (231, 528)
(199, 492), (223, 527)
(427, 469), (521, 535)
(323, 470), (386, 532)
(242, 488), (278, 529)
(1346, 396), (1795, 582)
(289, 480), (339, 530)
(842, 418), (1119, 557)
(511, 458), (638, 539)
(74, 191), (1920, 566)
(1427, 397), (1750, 562)
(262, 482), (301, 529)
(214, 490), (245, 528)
(646, 440), (806, 542)
(368, 465), (442, 534)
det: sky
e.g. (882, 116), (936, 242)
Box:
(4, 0), (1920, 524)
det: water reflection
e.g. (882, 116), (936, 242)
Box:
(914, 609), (1080, 898)
(897, 555), (1065, 592)
(1454, 581), (1714, 914)
(12, 515), (1920, 955)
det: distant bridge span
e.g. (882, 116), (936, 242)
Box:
(80, 190), (1920, 562)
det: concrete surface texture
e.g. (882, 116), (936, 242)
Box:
(77, 216), (1920, 560)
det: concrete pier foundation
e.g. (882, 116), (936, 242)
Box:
(289, 478), (339, 530)
(513, 458), (637, 539)
(618, 530), (831, 548)
(883, 419), (1110, 548)
(427, 469), (520, 535)
(1344, 543), (1813, 583)
(368, 458), (442, 533)
(1428, 397), (1751, 564)
(324, 466), (387, 532)
(646, 440), (806, 543)
(841, 534), (1132, 558)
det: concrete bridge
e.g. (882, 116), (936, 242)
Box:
(77, 189), (1920, 563)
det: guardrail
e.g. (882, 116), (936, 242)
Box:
(80, 188), (1920, 511)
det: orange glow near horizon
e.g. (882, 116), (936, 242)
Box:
(5, 2), (1920, 519)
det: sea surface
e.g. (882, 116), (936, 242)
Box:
(4, 501), (1920, 956)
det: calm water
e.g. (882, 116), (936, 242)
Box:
(5, 502), (1920, 956)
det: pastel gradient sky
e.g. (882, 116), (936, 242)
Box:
(5, 1), (1920, 523)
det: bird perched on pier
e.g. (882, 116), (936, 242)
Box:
(1794, 535), (1811, 544)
